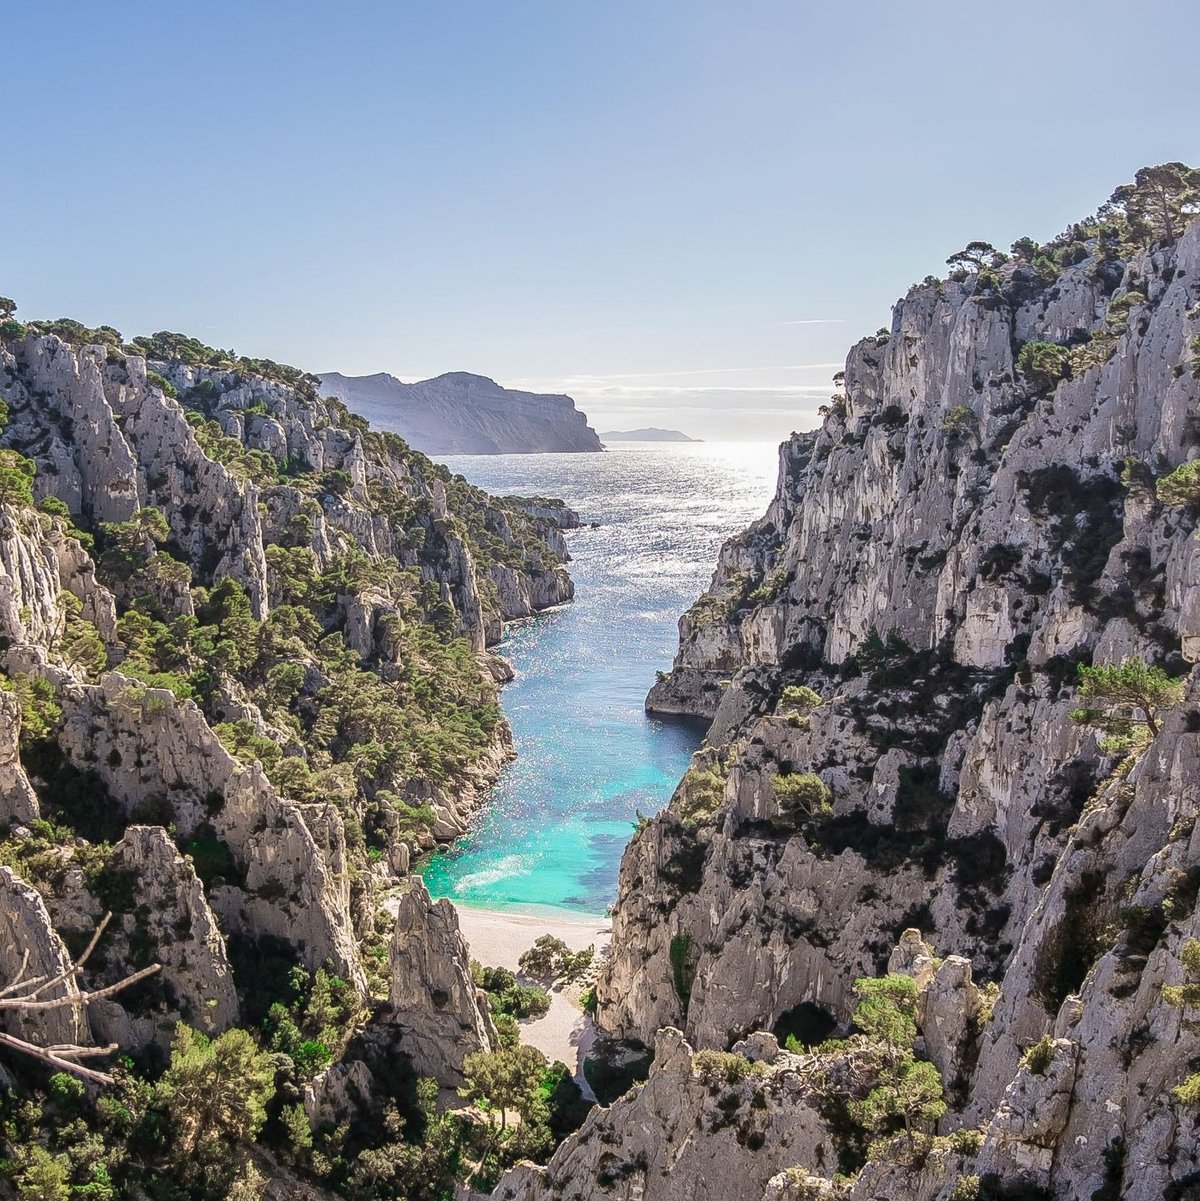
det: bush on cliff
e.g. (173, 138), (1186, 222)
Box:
(0, 449), (35, 508)
(773, 772), (834, 822)
(1157, 459), (1200, 509)
(1069, 657), (1185, 753)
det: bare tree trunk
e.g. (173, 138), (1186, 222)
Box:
(0, 912), (160, 1084)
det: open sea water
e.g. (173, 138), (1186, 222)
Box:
(419, 442), (778, 916)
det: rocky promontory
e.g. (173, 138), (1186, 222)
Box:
(491, 165), (1200, 1201)
(318, 370), (603, 455)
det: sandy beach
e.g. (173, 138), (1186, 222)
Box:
(455, 905), (611, 1097)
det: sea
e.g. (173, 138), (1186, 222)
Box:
(419, 441), (779, 917)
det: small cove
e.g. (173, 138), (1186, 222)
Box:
(420, 442), (778, 916)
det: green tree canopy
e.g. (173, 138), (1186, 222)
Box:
(852, 973), (920, 1064)
(947, 241), (1006, 272)
(1070, 658), (1186, 747)
(1104, 162), (1200, 245)
(461, 1044), (548, 1134)
(154, 1025), (276, 1177)
(0, 450), (36, 508)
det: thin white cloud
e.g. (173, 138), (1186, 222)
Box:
(508, 364), (843, 393)
(561, 365), (834, 382)
(777, 318), (846, 326)
(576, 384), (832, 398)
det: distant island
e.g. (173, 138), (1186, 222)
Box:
(318, 370), (603, 455)
(600, 427), (701, 443)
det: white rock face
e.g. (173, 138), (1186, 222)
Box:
(0, 866), (89, 1049)
(486, 1028), (836, 1201)
(386, 878), (496, 1087)
(977, 1037), (1078, 1181)
(86, 825), (239, 1052)
(0, 690), (38, 824)
(10, 339), (141, 523)
(598, 216), (1200, 1201)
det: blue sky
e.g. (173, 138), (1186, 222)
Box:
(5, 0), (1197, 440)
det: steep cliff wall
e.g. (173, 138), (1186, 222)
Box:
(580, 208), (1200, 1199)
(318, 370), (603, 455)
(0, 321), (572, 1189)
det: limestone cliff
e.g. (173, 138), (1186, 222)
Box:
(0, 318), (579, 1187)
(318, 370), (603, 455)
(484, 1028), (836, 1201)
(580, 205), (1200, 1198)
(384, 878), (496, 1087)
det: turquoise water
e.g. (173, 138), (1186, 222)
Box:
(420, 442), (778, 916)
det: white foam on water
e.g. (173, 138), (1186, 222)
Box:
(455, 854), (532, 890)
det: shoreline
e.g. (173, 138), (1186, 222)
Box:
(453, 903), (612, 1099)
(452, 903), (611, 969)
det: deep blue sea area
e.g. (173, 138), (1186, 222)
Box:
(419, 442), (778, 916)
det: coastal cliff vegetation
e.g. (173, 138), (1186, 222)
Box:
(2, 161), (1200, 1200)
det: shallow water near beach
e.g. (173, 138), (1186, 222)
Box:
(419, 442), (778, 916)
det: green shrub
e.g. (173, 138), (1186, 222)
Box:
(37, 495), (71, 519)
(670, 934), (696, 1010)
(473, 963), (552, 1020)
(146, 370), (179, 399)
(941, 405), (977, 436)
(773, 772), (833, 821)
(11, 673), (62, 743)
(949, 1127), (984, 1155)
(1156, 459), (1200, 507)
(0, 450), (36, 508)
(677, 762), (726, 826)
(1015, 341), (1071, 391)
(746, 567), (789, 605)
(778, 684), (821, 715)
(1021, 1035), (1055, 1075)
(692, 1050), (764, 1084)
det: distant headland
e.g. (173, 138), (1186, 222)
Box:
(599, 427), (701, 443)
(319, 370), (603, 455)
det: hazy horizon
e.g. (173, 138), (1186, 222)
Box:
(5, 0), (1198, 442)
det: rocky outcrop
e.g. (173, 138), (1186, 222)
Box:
(0, 507), (75, 649)
(976, 1037), (1078, 1187)
(889, 929), (987, 1096)
(3, 340), (269, 611)
(486, 1028), (836, 1201)
(303, 1059), (375, 1132)
(318, 370), (603, 455)
(385, 879), (495, 1087)
(596, 210), (1200, 1200)
(0, 866), (89, 1048)
(505, 496), (582, 529)
(2, 335), (573, 652)
(0, 690), (37, 824)
(56, 673), (364, 990)
(86, 825), (238, 1052)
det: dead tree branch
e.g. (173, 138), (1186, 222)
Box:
(0, 911), (161, 1084)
